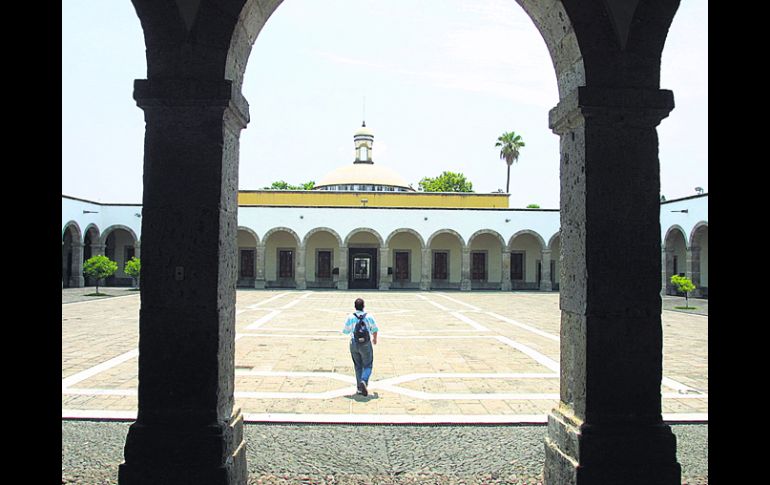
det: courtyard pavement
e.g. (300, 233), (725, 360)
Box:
(62, 288), (708, 424)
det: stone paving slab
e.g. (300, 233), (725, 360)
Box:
(62, 289), (708, 423)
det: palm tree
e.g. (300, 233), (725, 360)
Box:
(495, 131), (525, 193)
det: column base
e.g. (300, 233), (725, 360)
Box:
(70, 275), (85, 288)
(540, 281), (553, 292)
(460, 280), (471, 291)
(337, 281), (348, 290)
(501, 281), (512, 291)
(119, 409), (247, 485)
(378, 282), (390, 291)
(543, 407), (681, 485)
(254, 279), (266, 289)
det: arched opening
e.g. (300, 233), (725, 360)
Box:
(547, 232), (561, 291)
(263, 228), (301, 288)
(344, 228), (383, 290)
(690, 223), (708, 298)
(508, 230), (546, 291)
(427, 230), (465, 290)
(103, 226), (138, 287)
(61, 222), (82, 288)
(236, 228), (259, 288)
(386, 229), (425, 290)
(83, 225), (102, 287)
(664, 225), (688, 295)
(303, 228), (343, 289)
(118, 1), (686, 483)
(468, 230), (505, 290)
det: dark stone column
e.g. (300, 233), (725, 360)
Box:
(688, 246), (701, 298)
(460, 247), (471, 291)
(337, 245), (348, 290)
(543, 86), (681, 485)
(540, 249), (552, 292)
(70, 242), (85, 288)
(118, 78), (249, 485)
(254, 243), (266, 289)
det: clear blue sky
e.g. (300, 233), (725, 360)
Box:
(62, 0), (707, 209)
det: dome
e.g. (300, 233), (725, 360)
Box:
(315, 163), (412, 190)
(354, 125), (373, 137)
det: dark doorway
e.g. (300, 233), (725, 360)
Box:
(349, 248), (378, 289)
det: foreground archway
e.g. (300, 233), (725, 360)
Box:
(121, 1), (682, 484)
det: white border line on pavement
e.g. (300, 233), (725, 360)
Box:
(246, 292), (289, 309)
(487, 312), (560, 342)
(62, 349), (139, 390)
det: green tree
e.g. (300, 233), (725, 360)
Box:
(83, 255), (118, 295)
(526, 204), (540, 208)
(125, 257), (141, 289)
(670, 274), (696, 308)
(418, 171), (474, 192)
(495, 131), (525, 193)
(263, 180), (315, 190)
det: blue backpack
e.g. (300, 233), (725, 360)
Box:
(353, 313), (370, 343)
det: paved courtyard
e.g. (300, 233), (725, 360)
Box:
(62, 289), (708, 424)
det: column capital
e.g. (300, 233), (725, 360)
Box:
(549, 86), (675, 134)
(133, 78), (249, 130)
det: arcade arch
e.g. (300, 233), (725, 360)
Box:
(663, 225), (688, 295)
(236, 227), (259, 287)
(427, 229), (465, 290)
(508, 230), (546, 291)
(61, 221), (82, 288)
(120, 1), (685, 484)
(262, 227), (301, 288)
(102, 226), (138, 287)
(689, 222), (708, 297)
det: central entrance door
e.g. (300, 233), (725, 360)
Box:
(348, 248), (378, 289)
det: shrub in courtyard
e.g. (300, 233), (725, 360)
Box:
(83, 255), (118, 295)
(125, 257), (141, 289)
(671, 274), (696, 309)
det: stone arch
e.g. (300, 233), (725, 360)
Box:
(468, 229), (506, 248)
(100, 224), (138, 247)
(261, 226), (301, 247)
(344, 227), (384, 247)
(547, 231), (560, 251)
(302, 227), (343, 248)
(426, 228), (466, 249)
(688, 221), (709, 298)
(664, 224), (688, 247)
(507, 229), (546, 251)
(124, 1), (684, 482)
(101, 225), (139, 287)
(237, 226), (260, 246)
(689, 221), (708, 248)
(385, 228), (425, 249)
(62, 220), (82, 243)
(84, 223), (101, 242)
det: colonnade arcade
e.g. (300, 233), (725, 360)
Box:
(236, 226), (561, 292)
(61, 221), (140, 288)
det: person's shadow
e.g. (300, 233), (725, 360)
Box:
(345, 391), (380, 402)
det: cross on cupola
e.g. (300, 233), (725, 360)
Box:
(353, 121), (374, 164)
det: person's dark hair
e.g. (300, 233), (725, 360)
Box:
(354, 298), (365, 311)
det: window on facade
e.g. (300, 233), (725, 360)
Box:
(279, 250), (294, 278)
(317, 250), (332, 279)
(433, 251), (448, 280)
(240, 249), (255, 278)
(471, 252), (487, 281)
(395, 251), (409, 281)
(511, 252), (524, 280)
(673, 255), (678, 276)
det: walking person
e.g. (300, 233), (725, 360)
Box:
(343, 297), (378, 396)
